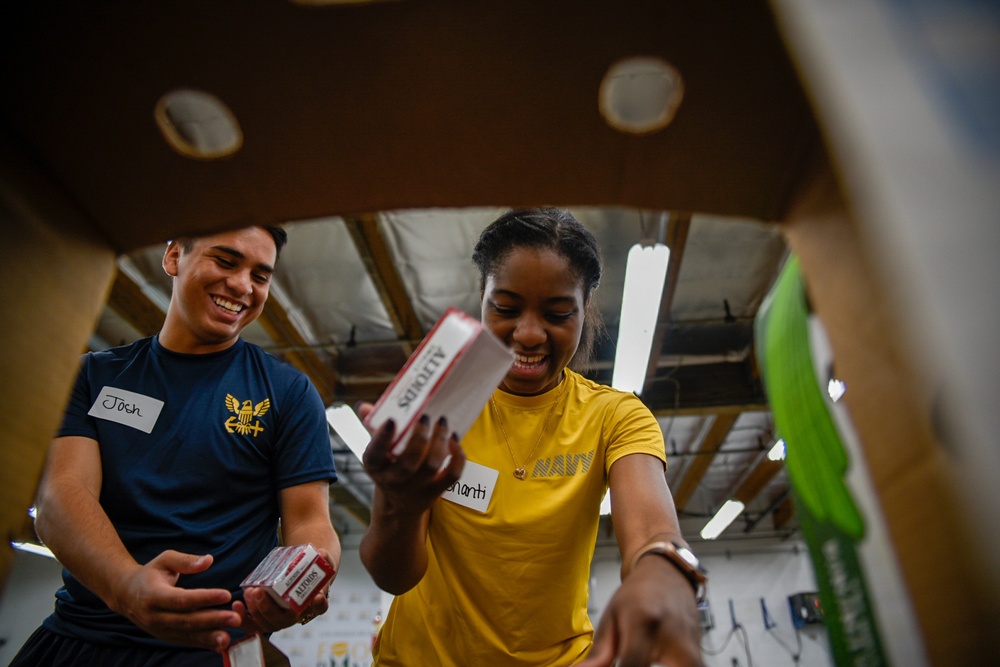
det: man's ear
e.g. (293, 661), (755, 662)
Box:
(163, 240), (181, 277)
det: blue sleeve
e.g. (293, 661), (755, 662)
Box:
(272, 373), (337, 488)
(58, 354), (100, 440)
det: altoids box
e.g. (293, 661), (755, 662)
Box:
(240, 544), (335, 613)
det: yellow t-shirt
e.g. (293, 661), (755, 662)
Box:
(373, 370), (666, 666)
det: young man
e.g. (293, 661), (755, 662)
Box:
(11, 225), (340, 666)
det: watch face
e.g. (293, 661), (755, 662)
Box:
(674, 543), (706, 576)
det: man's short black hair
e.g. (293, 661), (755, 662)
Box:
(176, 224), (289, 261)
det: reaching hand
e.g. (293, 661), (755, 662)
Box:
(112, 551), (240, 653)
(357, 404), (466, 514)
(577, 556), (705, 667)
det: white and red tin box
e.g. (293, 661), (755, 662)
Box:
(240, 544), (335, 613)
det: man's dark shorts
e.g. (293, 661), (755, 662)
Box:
(9, 626), (224, 667)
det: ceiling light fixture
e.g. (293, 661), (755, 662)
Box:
(700, 499), (745, 540)
(767, 438), (786, 461)
(612, 242), (670, 395)
(11, 541), (56, 559)
(326, 404), (371, 463)
(828, 378), (847, 402)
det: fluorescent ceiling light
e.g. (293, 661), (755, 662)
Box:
(326, 405), (371, 463)
(11, 541), (56, 559)
(700, 499), (745, 540)
(767, 438), (786, 461)
(828, 378), (847, 402)
(612, 243), (670, 395)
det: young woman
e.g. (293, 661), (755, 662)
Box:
(358, 209), (704, 667)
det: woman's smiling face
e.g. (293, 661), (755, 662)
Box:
(481, 246), (586, 396)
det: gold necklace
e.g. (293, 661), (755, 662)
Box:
(490, 379), (567, 480)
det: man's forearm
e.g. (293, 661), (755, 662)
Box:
(35, 479), (139, 611)
(282, 518), (342, 573)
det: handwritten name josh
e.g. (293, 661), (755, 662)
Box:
(102, 394), (143, 416)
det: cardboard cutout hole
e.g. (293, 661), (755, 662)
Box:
(599, 56), (684, 135)
(155, 89), (243, 159)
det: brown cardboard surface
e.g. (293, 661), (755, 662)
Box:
(0, 141), (117, 589)
(781, 166), (992, 664)
(1, 1), (818, 253)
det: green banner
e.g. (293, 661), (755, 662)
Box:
(755, 256), (887, 666)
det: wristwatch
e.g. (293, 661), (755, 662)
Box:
(631, 541), (708, 602)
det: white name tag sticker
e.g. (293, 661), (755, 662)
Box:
(441, 460), (498, 513)
(88, 386), (164, 434)
(224, 633), (264, 667)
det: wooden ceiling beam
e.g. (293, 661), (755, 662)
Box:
(733, 458), (784, 507)
(772, 494), (796, 530)
(671, 412), (739, 510)
(343, 214), (424, 355)
(258, 297), (338, 405)
(107, 269), (166, 337)
(642, 212), (691, 395)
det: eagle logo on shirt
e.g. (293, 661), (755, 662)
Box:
(224, 394), (270, 436)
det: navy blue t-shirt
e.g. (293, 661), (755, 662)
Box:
(43, 335), (336, 647)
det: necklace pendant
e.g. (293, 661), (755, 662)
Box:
(513, 468), (526, 480)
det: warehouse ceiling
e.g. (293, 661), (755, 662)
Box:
(1, 0), (824, 551)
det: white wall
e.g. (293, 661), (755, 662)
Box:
(590, 541), (833, 667)
(0, 549), (64, 664)
(1, 541), (832, 666)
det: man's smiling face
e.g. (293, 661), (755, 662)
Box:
(161, 226), (277, 354)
